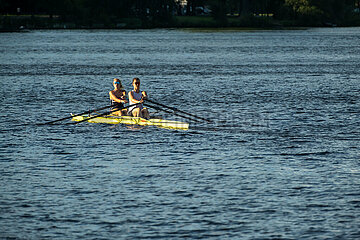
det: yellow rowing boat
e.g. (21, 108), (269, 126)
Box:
(71, 115), (189, 130)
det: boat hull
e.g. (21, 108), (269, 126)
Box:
(72, 115), (189, 130)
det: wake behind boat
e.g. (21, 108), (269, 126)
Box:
(71, 114), (189, 130)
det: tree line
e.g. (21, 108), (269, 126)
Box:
(1, 0), (359, 28)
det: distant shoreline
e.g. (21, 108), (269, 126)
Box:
(1, 15), (359, 32)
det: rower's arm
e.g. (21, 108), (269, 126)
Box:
(109, 91), (127, 103)
(121, 90), (128, 103)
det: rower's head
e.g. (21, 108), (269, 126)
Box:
(113, 78), (124, 89)
(132, 78), (140, 88)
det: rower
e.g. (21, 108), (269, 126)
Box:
(128, 77), (150, 119)
(109, 78), (128, 116)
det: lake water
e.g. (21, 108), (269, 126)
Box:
(0, 28), (359, 239)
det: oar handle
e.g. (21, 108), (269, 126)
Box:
(146, 99), (212, 123)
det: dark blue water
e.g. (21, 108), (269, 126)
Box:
(1, 28), (360, 239)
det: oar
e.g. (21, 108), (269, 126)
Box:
(145, 99), (212, 123)
(71, 103), (139, 124)
(40, 104), (116, 125)
(144, 103), (202, 123)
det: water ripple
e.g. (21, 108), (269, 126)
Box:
(1, 28), (360, 240)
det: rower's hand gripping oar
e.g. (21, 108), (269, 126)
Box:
(145, 99), (212, 123)
(70, 103), (140, 124)
(39, 104), (116, 125)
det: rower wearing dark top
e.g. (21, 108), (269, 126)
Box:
(109, 78), (128, 116)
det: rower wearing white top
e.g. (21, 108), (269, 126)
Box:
(128, 77), (150, 119)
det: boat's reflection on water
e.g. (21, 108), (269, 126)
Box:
(108, 124), (146, 131)
(125, 125), (146, 131)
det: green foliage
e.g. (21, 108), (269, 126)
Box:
(285, 0), (322, 16)
(284, 0), (323, 25)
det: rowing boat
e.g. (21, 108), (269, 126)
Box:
(71, 115), (189, 130)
